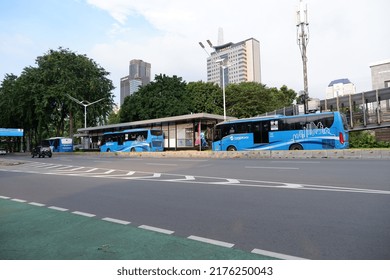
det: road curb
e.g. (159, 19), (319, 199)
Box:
(3, 149), (390, 160)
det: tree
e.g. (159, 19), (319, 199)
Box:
(0, 47), (115, 148)
(120, 74), (190, 122)
(34, 48), (115, 136)
(225, 82), (275, 118)
(186, 81), (223, 115)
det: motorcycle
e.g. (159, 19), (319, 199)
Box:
(31, 145), (52, 158)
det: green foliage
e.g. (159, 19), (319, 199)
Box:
(0, 47), (115, 146)
(349, 131), (390, 148)
(120, 74), (190, 122)
(119, 77), (297, 122)
(187, 81), (223, 115)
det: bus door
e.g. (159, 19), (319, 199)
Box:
(253, 121), (269, 144)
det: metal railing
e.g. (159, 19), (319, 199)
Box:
(263, 87), (390, 131)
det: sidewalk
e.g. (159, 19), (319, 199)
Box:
(0, 198), (275, 260)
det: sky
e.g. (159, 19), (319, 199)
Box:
(1, 0), (389, 107)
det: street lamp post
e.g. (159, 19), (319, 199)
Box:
(67, 94), (105, 149)
(67, 95), (105, 128)
(198, 41), (229, 120)
(215, 58), (229, 121)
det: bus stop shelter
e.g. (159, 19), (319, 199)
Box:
(76, 113), (234, 150)
(0, 128), (24, 153)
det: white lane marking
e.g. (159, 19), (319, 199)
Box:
(29, 202), (46, 207)
(85, 168), (99, 173)
(102, 217), (131, 225)
(138, 225), (174, 235)
(68, 167), (85, 171)
(104, 169), (115, 174)
(11, 198), (26, 203)
(162, 176), (195, 182)
(126, 171), (135, 175)
(251, 248), (307, 260)
(48, 206), (68, 212)
(245, 166), (299, 170)
(72, 211), (96, 218)
(0, 195), (10, 199)
(3, 165), (389, 195)
(122, 173), (161, 180)
(42, 165), (63, 169)
(187, 235), (234, 248)
(211, 178), (240, 184)
(145, 163), (178, 166)
(56, 166), (75, 170)
(284, 183), (304, 188)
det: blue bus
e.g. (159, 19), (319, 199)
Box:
(43, 137), (73, 152)
(212, 111), (349, 151)
(100, 128), (164, 152)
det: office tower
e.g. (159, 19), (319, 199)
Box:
(120, 59), (151, 106)
(206, 38), (261, 87)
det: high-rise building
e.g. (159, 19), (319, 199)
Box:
(325, 79), (356, 99)
(206, 38), (261, 87)
(120, 59), (151, 106)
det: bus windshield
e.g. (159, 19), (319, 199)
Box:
(212, 112), (349, 151)
(100, 129), (164, 152)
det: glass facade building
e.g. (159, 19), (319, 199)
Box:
(120, 59), (151, 106)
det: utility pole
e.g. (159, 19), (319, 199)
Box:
(296, 0), (309, 114)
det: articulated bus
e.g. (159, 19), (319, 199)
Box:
(100, 128), (164, 152)
(212, 111), (349, 151)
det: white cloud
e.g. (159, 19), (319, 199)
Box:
(85, 0), (390, 105)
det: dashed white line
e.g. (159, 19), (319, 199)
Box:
(138, 225), (174, 235)
(11, 198), (27, 203)
(0, 195), (10, 199)
(48, 206), (68, 212)
(29, 202), (46, 207)
(251, 248), (307, 260)
(187, 235), (234, 248)
(102, 217), (131, 225)
(72, 211), (96, 217)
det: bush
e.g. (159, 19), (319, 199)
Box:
(349, 131), (390, 148)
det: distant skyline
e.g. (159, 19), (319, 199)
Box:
(1, 0), (389, 106)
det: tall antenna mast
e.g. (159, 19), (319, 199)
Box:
(296, 0), (309, 113)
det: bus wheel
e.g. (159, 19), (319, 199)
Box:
(106, 148), (111, 152)
(130, 148), (136, 152)
(289, 144), (303, 150)
(227, 146), (237, 151)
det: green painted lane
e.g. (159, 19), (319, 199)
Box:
(0, 199), (276, 260)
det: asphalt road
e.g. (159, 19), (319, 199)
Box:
(1, 154), (389, 259)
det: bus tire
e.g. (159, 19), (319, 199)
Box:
(227, 146), (237, 151)
(106, 148), (111, 152)
(289, 144), (303, 150)
(130, 148), (136, 152)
